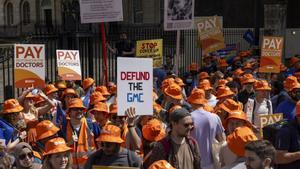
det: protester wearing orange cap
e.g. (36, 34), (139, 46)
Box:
(199, 72), (210, 81)
(163, 83), (183, 109)
(61, 88), (79, 110)
(148, 160), (175, 169)
(55, 81), (67, 97)
(217, 79), (228, 89)
(217, 59), (229, 74)
(216, 98), (242, 126)
(95, 85), (111, 99)
(62, 98), (96, 169)
(244, 80), (272, 127)
(184, 63), (200, 95)
(84, 124), (142, 168)
(1, 99), (27, 148)
(90, 102), (110, 129)
(243, 62), (253, 74)
(224, 110), (252, 135)
(216, 86), (235, 105)
(237, 74), (256, 105)
(198, 79), (218, 107)
(89, 91), (106, 107)
(221, 126), (257, 168)
(42, 137), (72, 169)
(275, 75), (300, 121)
(82, 77), (95, 91)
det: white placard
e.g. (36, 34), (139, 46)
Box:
(56, 50), (82, 80)
(164, 0), (195, 31)
(79, 0), (123, 23)
(117, 58), (153, 116)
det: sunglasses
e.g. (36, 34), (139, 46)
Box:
(19, 152), (33, 160)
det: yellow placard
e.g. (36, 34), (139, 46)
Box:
(259, 36), (283, 73)
(93, 166), (139, 169)
(136, 39), (163, 68)
(197, 16), (225, 55)
(259, 113), (283, 137)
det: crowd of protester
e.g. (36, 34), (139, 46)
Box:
(1, 51), (300, 169)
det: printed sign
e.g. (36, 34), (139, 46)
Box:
(136, 39), (163, 68)
(197, 16), (225, 55)
(56, 50), (82, 80)
(14, 44), (45, 88)
(164, 0), (195, 30)
(117, 58), (153, 116)
(259, 36), (284, 73)
(79, 0), (123, 23)
(259, 113), (283, 137)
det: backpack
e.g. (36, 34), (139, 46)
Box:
(262, 119), (289, 146)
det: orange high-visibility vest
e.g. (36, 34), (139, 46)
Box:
(66, 117), (96, 169)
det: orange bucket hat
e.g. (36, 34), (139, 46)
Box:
(68, 98), (86, 110)
(164, 83), (183, 100)
(36, 120), (60, 141)
(148, 160), (175, 169)
(198, 79), (213, 91)
(290, 56), (300, 66)
(227, 126), (258, 157)
(217, 79), (228, 88)
(3, 99), (24, 114)
(62, 88), (78, 98)
(83, 77), (95, 90)
(43, 137), (72, 156)
(96, 124), (124, 143)
(189, 63), (198, 71)
(233, 68), (245, 77)
(216, 86), (235, 99)
(55, 82), (67, 90)
(284, 76), (300, 92)
(109, 103), (118, 114)
(161, 78), (175, 91)
(44, 84), (58, 95)
(199, 72), (210, 80)
(90, 102), (109, 114)
(241, 74), (256, 85)
(187, 88), (208, 105)
(218, 99), (241, 114)
(89, 91), (106, 105)
(218, 59), (228, 67)
(95, 86), (111, 96)
(254, 80), (271, 91)
(224, 111), (252, 130)
(174, 77), (185, 86)
(142, 119), (166, 142)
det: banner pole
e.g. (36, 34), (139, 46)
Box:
(175, 30), (181, 75)
(100, 23), (108, 85)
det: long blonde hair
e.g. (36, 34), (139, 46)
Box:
(41, 151), (72, 169)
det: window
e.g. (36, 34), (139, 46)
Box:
(23, 2), (31, 25)
(133, 0), (143, 23)
(6, 2), (13, 25)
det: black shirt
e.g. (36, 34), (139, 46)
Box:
(115, 40), (135, 57)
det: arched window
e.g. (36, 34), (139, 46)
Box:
(6, 2), (13, 25)
(23, 1), (31, 25)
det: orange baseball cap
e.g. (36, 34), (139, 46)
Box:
(68, 98), (86, 110)
(189, 63), (198, 71)
(164, 83), (183, 100)
(89, 91), (106, 105)
(36, 120), (60, 141)
(284, 76), (300, 92)
(109, 103), (118, 114)
(43, 137), (72, 156)
(83, 77), (95, 90)
(227, 126), (258, 157)
(174, 77), (185, 86)
(199, 72), (210, 80)
(148, 160), (175, 169)
(142, 119), (166, 142)
(223, 111), (252, 130)
(62, 88), (78, 98)
(90, 102), (109, 114)
(218, 99), (241, 114)
(96, 124), (124, 143)
(161, 78), (175, 91)
(55, 82), (67, 90)
(216, 86), (235, 99)
(95, 86), (111, 96)
(217, 79), (228, 88)
(254, 80), (271, 91)
(218, 59), (228, 67)
(290, 56), (300, 66)
(241, 74), (256, 85)
(187, 88), (208, 105)
(198, 79), (213, 91)
(2, 99), (24, 114)
(44, 84), (58, 95)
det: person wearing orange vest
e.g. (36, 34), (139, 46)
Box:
(63, 98), (96, 169)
